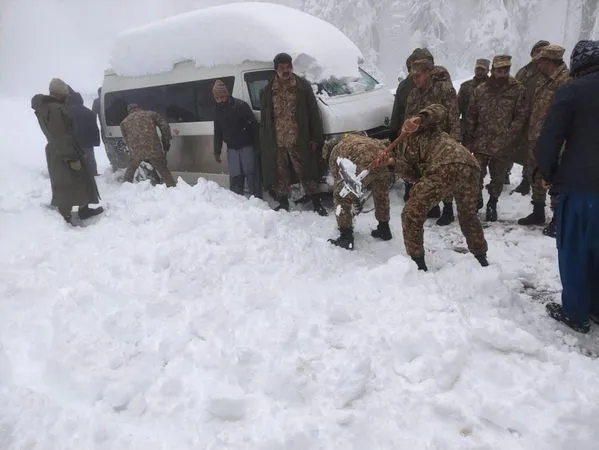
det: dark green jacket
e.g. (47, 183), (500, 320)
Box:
(32, 94), (100, 209)
(259, 74), (324, 188)
(389, 76), (414, 140)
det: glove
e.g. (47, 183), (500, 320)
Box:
(68, 159), (82, 171)
(162, 139), (171, 152)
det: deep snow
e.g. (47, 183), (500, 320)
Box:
(1, 97), (599, 449)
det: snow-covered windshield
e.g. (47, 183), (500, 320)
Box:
(316, 68), (379, 97)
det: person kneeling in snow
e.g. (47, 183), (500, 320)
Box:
(396, 104), (489, 271)
(31, 78), (103, 224)
(324, 133), (393, 250)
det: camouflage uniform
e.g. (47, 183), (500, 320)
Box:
(463, 58), (527, 200)
(120, 104), (176, 187)
(527, 57), (570, 204)
(328, 134), (391, 229)
(457, 58), (490, 141)
(395, 105), (488, 258)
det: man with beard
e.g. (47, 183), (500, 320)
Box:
(463, 55), (527, 221)
(213, 80), (262, 198)
(457, 58), (490, 141)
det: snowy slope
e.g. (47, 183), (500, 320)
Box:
(1, 98), (599, 449)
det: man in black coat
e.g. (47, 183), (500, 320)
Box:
(68, 92), (100, 175)
(213, 80), (262, 198)
(537, 39), (599, 333)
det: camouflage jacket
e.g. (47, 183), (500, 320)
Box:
(405, 66), (461, 141)
(329, 134), (388, 191)
(272, 75), (298, 149)
(457, 76), (488, 119)
(120, 108), (171, 160)
(395, 105), (479, 182)
(463, 77), (527, 157)
(515, 63), (545, 111)
(528, 64), (570, 143)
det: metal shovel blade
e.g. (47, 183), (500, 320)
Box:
(338, 161), (368, 198)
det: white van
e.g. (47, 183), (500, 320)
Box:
(100, 2), (393, 186)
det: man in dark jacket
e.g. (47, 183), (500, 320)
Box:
(537, 40), (599, 334)
(260, 52), (327, 216)
(213, 80), (262, 198)
(68, 91), (100, 175)
(32, 78), (103, 224)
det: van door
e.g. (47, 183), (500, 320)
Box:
(242, 70), (275, 121)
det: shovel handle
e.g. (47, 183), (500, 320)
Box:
(371, 129), (411, 168)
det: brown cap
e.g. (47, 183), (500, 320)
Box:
(533, 44), (566, 62)
(406, 48), (434, 70)
(492, 55), (512, 69)
(49, 78), (69, 98)
(212, 79), (229, 98)
(475, 58), (491, 71)
(531, 40), (550, 57)
(410, 59), (434, 74)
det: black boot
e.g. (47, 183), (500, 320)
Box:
(518, 202), (545, 226)
(512, 177), (530, 195)
(328, 227), (354, 250)
(371, 221), (392, 241)
(311, 194), (328, 217)
(427, 204), (441, 218)
(485, 196), (498, 222)
(436, 202), (455, 226)
(411, 255), (428, 271)
(474, 253), (489, 267)
(403, 182), (412, 202)
(543, 217), (556, 238)
(546, 302), (590, 333)
(78, 205), (104, 220)
(274, 196), (290, 212)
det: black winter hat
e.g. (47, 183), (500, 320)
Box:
(274, 53), (293, 69)
(570, 40), (599, 75)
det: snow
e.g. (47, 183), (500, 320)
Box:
(109, 2), (364, 82)
(2, 96), (599, 449)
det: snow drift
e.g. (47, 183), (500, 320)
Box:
(109, 2), (364, 82)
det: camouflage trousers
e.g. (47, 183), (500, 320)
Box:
(402, 164), (488, 258)
(333, 172), (391, 229)
(527, 142), (548, 203)
(124, 156), (176, 187)
(474, 153), (511, 198)
(275, 146), (319, 197)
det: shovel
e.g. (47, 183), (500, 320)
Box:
(337, 129), (412, 198)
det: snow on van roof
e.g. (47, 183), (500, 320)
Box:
(109, 2), (364, 82)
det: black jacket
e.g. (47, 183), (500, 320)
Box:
(67, 93), (100, 149)
(213, 97), (257, 155)
(538, 69), (599, 195)
(389, 76), (414, 140)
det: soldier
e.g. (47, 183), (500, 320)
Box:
(212, 80), (262, 198)
(518, 44), (570, 231)
(120, 104), (176, 187)
(390, 48), (434, 202)
(260, 52), (327, 216)
(457, 58), (490, 140)
(405, 57), (461, 226)
(31, 78), (103, 224)
(511, 40), (550, 194)
(463, 55), (527, 221)
(395, 104), (488, 271)
(324, 133), (392, 250)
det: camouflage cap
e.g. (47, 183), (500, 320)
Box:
(492, 55), (512, 68)
(410, 59), (434, 74)
(418, 103), (448, 129)
(531, 40), (550, 57)
(533, 44), (565, 62)
(475, 58), (491, 71)
(406, 48), (434, 70)
(127, 103), (141, 113)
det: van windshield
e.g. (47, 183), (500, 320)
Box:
(316, 68), (379, 98)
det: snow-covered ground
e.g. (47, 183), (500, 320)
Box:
(1, 97), (599, 449)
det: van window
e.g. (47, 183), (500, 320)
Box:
(316, 68), (379, 97)
(244, 71), (275, 110)
(104, 76), (235, 126)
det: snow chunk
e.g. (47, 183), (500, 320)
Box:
(207, 397), (247, 422)
(109, 2), (363, 82)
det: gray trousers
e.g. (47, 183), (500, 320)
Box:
(228, 145), (262, 198)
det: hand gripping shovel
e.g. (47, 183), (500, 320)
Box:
(337, 130), (411, 198)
